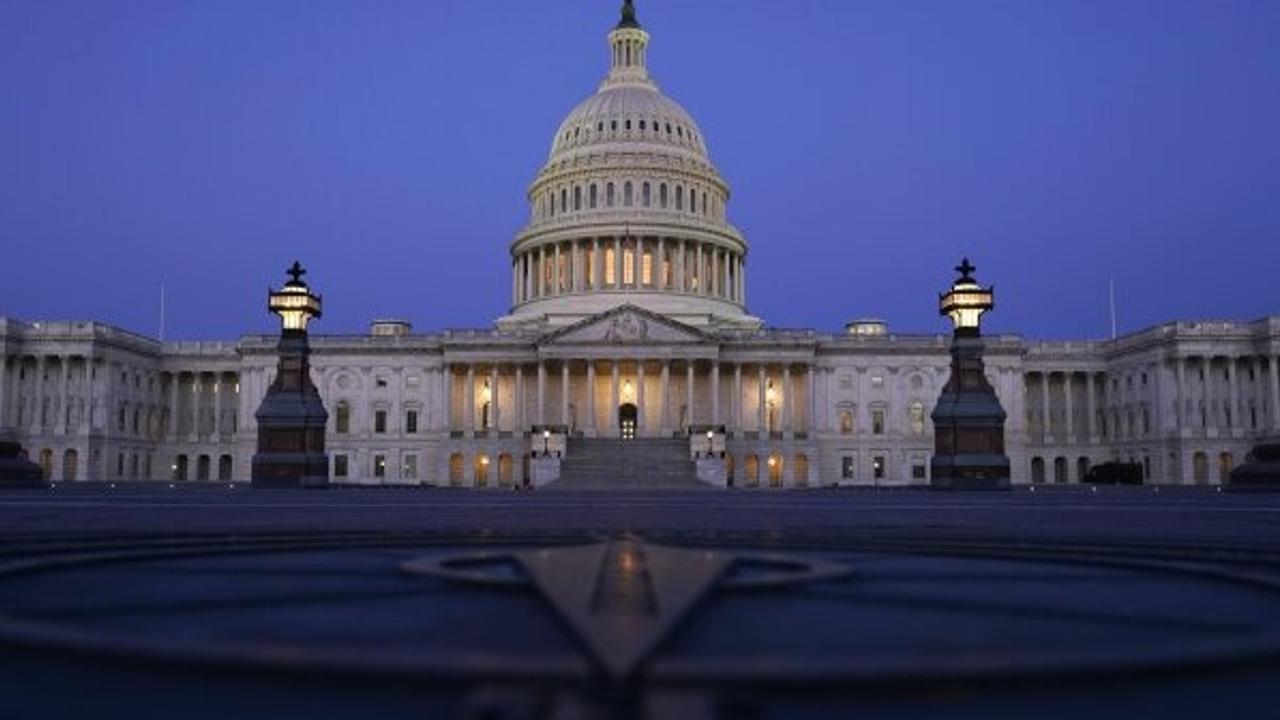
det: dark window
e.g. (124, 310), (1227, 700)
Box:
(334, 455), (348, 478)
(373, 455), (386, 478)
(841, 456), (855, 479)
(406, 410), (418, 434)
(912, 465), (927, 480)
(873, 456), (886, 480)
(374, 410), (387, 434)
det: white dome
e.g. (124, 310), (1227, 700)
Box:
(550, 84), (709, 161)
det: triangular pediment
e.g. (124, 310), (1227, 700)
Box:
(541, 305), (713, 346)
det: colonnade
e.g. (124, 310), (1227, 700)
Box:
(512, 236), (744, 306)
(445, 359), (811, 438)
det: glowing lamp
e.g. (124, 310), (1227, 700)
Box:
(939, 258), (994, 335)
(268, 261), (323, 333)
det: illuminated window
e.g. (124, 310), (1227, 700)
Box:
(558, 253), (568, 291)
(841, 456), (855, 480)
(909, 402), (925, 434)
(605, 248), (616, 285)
(373, 454), (386, 479)
(623, 248), (635, 285)
(839, 410), (854, 435)
(872, 407), (885, 435)
(641, 251), (653, 285)
(871, 375), (884, 389)
(402, 454), (418, 480)
(873, 456), (886, 480)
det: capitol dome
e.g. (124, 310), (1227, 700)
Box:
(499, 1), (760, 331)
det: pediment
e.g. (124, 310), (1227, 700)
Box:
(541, 306), (711, 346)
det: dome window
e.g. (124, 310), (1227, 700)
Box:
(642, 182), (651, 207)
(625, 120), (632, 130)
(612, 120), (618, 131)
(675, 185), (684, 211)
(659, 183), (668, 209)
(606, 183), (616, 207)
(677, 126), (683, 138)
(574, 186), (582, 211)
(589, 185), (598, 209)
(639, 120), (646, 131)
(665, 123), (672, 134)
(597, 122), (604, 132)
(574, 128), (580, 138)
(624, 182), (634, 206)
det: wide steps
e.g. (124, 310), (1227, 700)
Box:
(551, 438), (705, 490)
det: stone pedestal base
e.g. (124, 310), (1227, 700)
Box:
(1228, 443), (1280, 491)
(530, 457), (561, 487)
(696, 457), (727, 488)
(251, 453), (330, 489)
(931, 454), (1011, 491)
(0, 441), (47, 489)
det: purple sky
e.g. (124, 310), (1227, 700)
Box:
(3, 0), (1278, 340)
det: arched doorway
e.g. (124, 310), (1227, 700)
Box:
(1031, 457), (1045, 484)
(218, 455), (233, 481)
(1193, 452), (1209, 484)
(474, 454), (491, 488)
(1054, 457), (1068, 484)
(619, 403), (638, 440)
(725, 454), (736, 487)
(498, 453), (514, 488)
(174, 455), (188, 481)
(449, 453), (465, 487)
(1077, 457), (1091, 483)
(768, 453), (784, 488)
(793, 454), (809, 488)
(744, 454), (760, 488)
(38, 449), (53, 480)
(1219, 453), (1235, 483)
(197, 455), (211, 481)
(62, 449), (78, 482)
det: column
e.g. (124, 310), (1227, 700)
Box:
(711, 362), (720, 426)
(637, 360), (646, 434)
(443, 364), (454, 431)
(695, 243), (703, 294)
(657, 238), (666, 289)
(514, 364), (524, 432)
(677, 239), (686, 291)
(33, 355), (45, 430)
(191, 373), (201, 439)
(1204, 358), (1215, 429)
(464, 365), (476, 433)
(1085, 372), (1097, 439)
(1063, 372), (1074, 442)
(538, 246), (547, 297)
(660, 362), (671, 433)
(522, 254), (532, 302)
(1176, 359), (1188, 432)
(1040, 373), (1051, 440)
(686, 361), (696, 428)
(1227, 358), (1239, 431)
(55, 358), (69, 434)
(758, 364), (767, 432)
(491, 365), (501, 430)
(561, 362), (570, 428)
(806, 365), (815, 435)
(572, 241), (581, 292)
(213, 373), (223, 439)
(586, 361), (597, 433)
(536, 362), (546, 427)
(783, 365), (793, 434)
(553, 243), (562, 294)
(0, 357), (8, 429)
(610, 362), (620, 433)
(614, 237), (622, 289)
(733, 363), (743, 432)
(1270, 355), (1280, 431)
(592, 238), (601, 291)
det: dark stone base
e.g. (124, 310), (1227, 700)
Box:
(1227, 443), (1280, 491)
(0, 441), (48, 489)
(251, 452), (330, 489)
(930, 454), (1011, 491)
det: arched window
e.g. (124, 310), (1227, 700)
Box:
(589, 185), (598, 209)
(335, 402), (350, 434)
(560, 188), (567, 213)
(642, 182), (651, 207)
(659, 183), (668, 209)
(702, 191), (709, 215)
(606, 183), (615, 207)
(675, 185), (684, 211)
(573, 186), (582, 211)
(624, 182), (634, 206)
(547, 193), (554, 217)
(909, 402), (925, 435)
(449, 453), (465, 487)
(1030, 457), (1045, 483)
(639, 120), (646, 131)
(690, 190), (697, 214)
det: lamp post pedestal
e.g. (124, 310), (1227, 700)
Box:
(251, 263), (330, 489)
(929, 259), (1011, 491)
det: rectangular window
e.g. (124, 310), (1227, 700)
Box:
(334, 454), (349, 478)
(405, 410), (418, 434)
(374, 410), (387, 434)
(605, 248), (616, 285)
(403, 454), (418, 480)
(587, 247), (595, 287)
(841, 456), (855, 480)
(872, 409), (885, 435)
(373, 454), (386, 479)
(623, 248), (635, 284)
(839, 411), (854, 435)
(912, 464), (927, 480)
(642, 251), (653, 286)
(873, 456), (886, 480)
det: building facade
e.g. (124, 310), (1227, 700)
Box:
(2, 5), (1277, 487)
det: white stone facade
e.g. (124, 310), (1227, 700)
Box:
(2, 7), (1277, 487)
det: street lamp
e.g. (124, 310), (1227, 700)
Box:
(268, 261), (323, 335)
(543, 429), (551, 457)
(938, 257), (994, 336)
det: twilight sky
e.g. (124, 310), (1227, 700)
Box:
(2, 0), (1278, 340)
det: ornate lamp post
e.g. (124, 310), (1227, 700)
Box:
(250, 262), (330, 488)
(929, 258), (1011, 490)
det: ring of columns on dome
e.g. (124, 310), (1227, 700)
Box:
(511, 235), (746, 307)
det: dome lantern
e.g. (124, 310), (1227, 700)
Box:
(605, 1), (653, 89)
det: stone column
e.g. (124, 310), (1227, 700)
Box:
(443, 365), (454, 431)
(1086, 372), (1097, 439)
(586, 361), (597, 434)
(1040, 373), (1051, 441)
(686, 361), (696, 428)
(514, 364), (524, 433)
(783, 365), (793, 434)
(536, 362), (546, 427)
(806, 365), (815, 435)
(191, 373), (201, 440)
(695, 243), (703, 294)
(610, 362), (620, 433)
(491, 365), (501, 430)
(56, 357), (69, 435)
(677, 239), (686, 291)
(660, 362), (671, 433)
(212, 373), (224, 439)
(1227, 358), (1239, 431)
(1270, 354), (1280, 431)
(733, 363), (743, 432)
(33, 355), (45, 430)
(553, 243), (562, 294)
(711, 362), (720, 426)
(464, 365), (476, 434)
(1175, 359), (1188, 432)
(0, 357), (8, 430)
(1063, 372), (1074, 443)
(758, 364), (767, 432)
(1204, 357), (1216, 430)
(637, 360), (646, 434)
(614, 237), (622, 289)
(538, 246), (546, 297)
(592, 238), (601, 290)
(561, 361), (571, 429)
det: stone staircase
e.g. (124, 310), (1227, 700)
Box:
(551, 437), (707, 490)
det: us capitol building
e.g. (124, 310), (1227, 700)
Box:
(2, 2), (1277, 488)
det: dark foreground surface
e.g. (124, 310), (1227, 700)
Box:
(2, 485), (1280, 719)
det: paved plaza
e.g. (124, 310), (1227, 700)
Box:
(1, 486), (1279, 719)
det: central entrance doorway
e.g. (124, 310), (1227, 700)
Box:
(619, 403), (638, 440)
